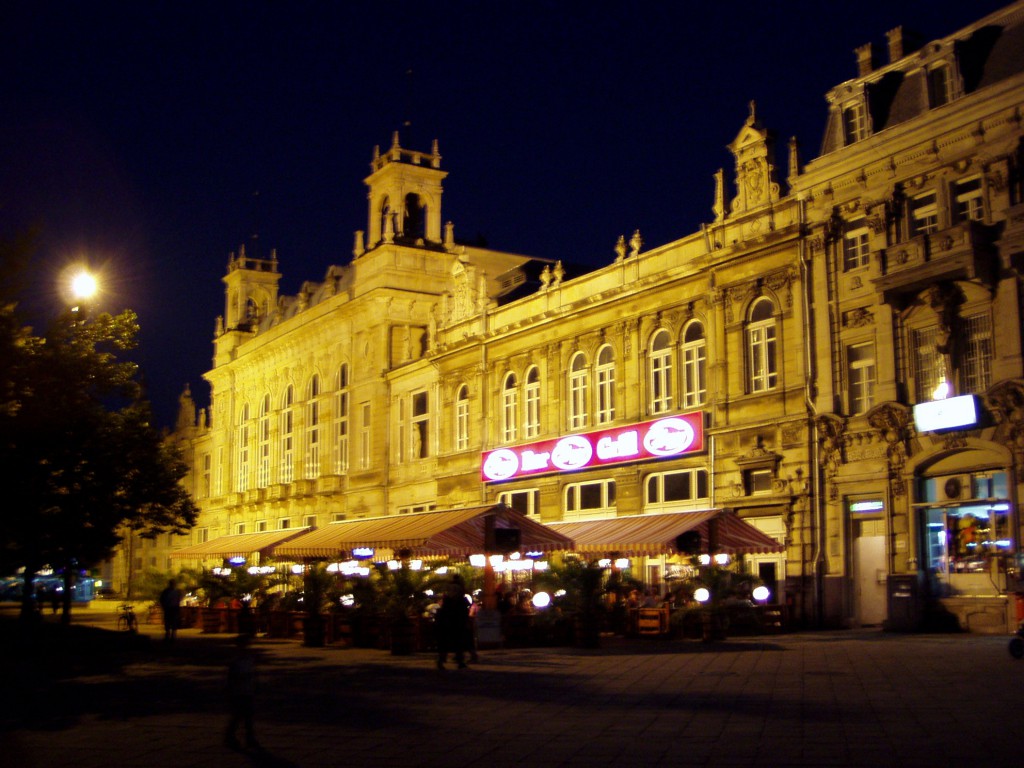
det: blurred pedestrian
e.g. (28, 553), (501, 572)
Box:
(436, 579), (469, 670)
(159, 579), (183, 643)
(225, 634), (260, 750)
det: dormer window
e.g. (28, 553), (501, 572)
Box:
(927, 64), (952, 108)
(842, 101), (867, 145)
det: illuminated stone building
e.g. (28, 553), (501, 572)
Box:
(164, 2), (1024, 631)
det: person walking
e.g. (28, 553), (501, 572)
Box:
(225, 634), (260, 750)
(158, 579), (183, 643)
(436, 580), (469, 670)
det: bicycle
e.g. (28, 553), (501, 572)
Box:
(117, 603), (138, 633)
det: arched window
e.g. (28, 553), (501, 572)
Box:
(524, 366), (541, 438)
(568, 352), (589, 430)
(280, 385), (294, 483)
(502, 372), (518, 443)
(257, 395), (271, 488)
(747, 298), (777, 392)
(681, 321), (707, 408)
(455, 384), (470, 451)
(596, 344), (616, 424)
(404, 193), (426, 240)
(305, 374), (321, 479)
(649, 329), (674, 414)
(334, 364), (349, 474)
(237, 402), (251, 492)
(379, 196), (391, 241)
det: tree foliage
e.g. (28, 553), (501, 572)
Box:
(0, 235), (198, 619)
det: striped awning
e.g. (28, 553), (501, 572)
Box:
(273, 504), (574, 560)
(545, 510), (784, 557)
(170, 527), (310, 560)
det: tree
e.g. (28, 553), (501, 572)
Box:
(0, 236), (199, 622)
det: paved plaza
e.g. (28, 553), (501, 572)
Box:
(5, 603), (1023, 767)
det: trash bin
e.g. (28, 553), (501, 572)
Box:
(886, 573), (923, 631)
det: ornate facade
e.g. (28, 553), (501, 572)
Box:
(156, 3), (1024, 631)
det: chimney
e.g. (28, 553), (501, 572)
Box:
(886, 27), (904, 63)
(855, 43), (875, 77)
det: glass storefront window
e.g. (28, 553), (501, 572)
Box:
(919, 472), (1012, 577)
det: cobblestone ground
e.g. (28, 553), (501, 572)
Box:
(5, 604), (1023, 768)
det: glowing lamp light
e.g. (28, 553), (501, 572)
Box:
(409, 560), (423, 571)
(352, 547), (374, 559)
(435, 566), (448, 575)
(71, 271), (98, 301)
(532, 591), (551, 609)
(291, 565), (305, 574)
(713, 553), (730, 566)
(387, 560), (400, 570)
(340, 594), (355, 607)
(698, 554), (711, 566)
(509, 551), (521, 560)
(598, 558), (612, 568)
(554, 589), (567, 598)
(752, 585), (771, 602)
(534, 560), (549, 571)
(693, 587), (711, 603)
(489, 554), (504, 567)
(614, 558), (630, 569)
(932, 378), (951, 401)
(469, 554), (486, 567)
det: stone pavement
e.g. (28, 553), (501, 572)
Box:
(5, 603), (1024, 768)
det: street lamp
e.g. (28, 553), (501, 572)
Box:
(69, 269), (98, 316)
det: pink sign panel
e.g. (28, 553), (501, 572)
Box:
(481, 413), (704, 482)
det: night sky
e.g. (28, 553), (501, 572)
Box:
(1, 0), (1009, 428)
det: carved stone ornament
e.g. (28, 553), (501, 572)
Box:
(843, 307), (873, 328)
(866, 402), (912, 498)
(984, 379), (1024, 462)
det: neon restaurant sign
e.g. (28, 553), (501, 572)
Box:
(481, 413), (704, 482)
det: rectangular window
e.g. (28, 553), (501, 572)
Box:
(498, 488), (541, 518)
(359, 402), (371, 469)
(279, 518), (291, 530)
(681, 342), (706, 408)
(524, 372), (540, 438)
(913, 325), (942, 403)
(215, 447), (224, 496)
(502, 384), (518, 443)
(303, 515), (317, 529)
(569, 366), (589, 430)
(962, 313), (992, 393)
(234, 523), (246, 535)
(411, 391), (429, 459)
(334, 390), (349, 474)
(650, 352), (673, 414)
(746, 469), (773, 495)
(201, 453), (212, 498)
(305, 401), (320, 480)
(842, 101), (866, 144)
(909, 191), (939, 236)
(280, 406), (294, 484)
(954, 177), (983, 222)
(596, 355), (615, 424)
(748, 326), (777, 392)
(847, 342), (876, 415)
(645, 469), (709, 509)
(196, 527), (209, 545)
(256, 520), (268, 533)
(843, 221), (871, 270)
(564, 479), (616, 518)
(455, 391), (469, 451)
(397, 398), (406, 463)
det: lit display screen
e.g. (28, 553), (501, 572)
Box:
(913, 395), (979, 432)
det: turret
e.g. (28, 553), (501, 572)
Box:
(362, 132), (448, 252)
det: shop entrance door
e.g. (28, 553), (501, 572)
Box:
(854, 524), (886, 625)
